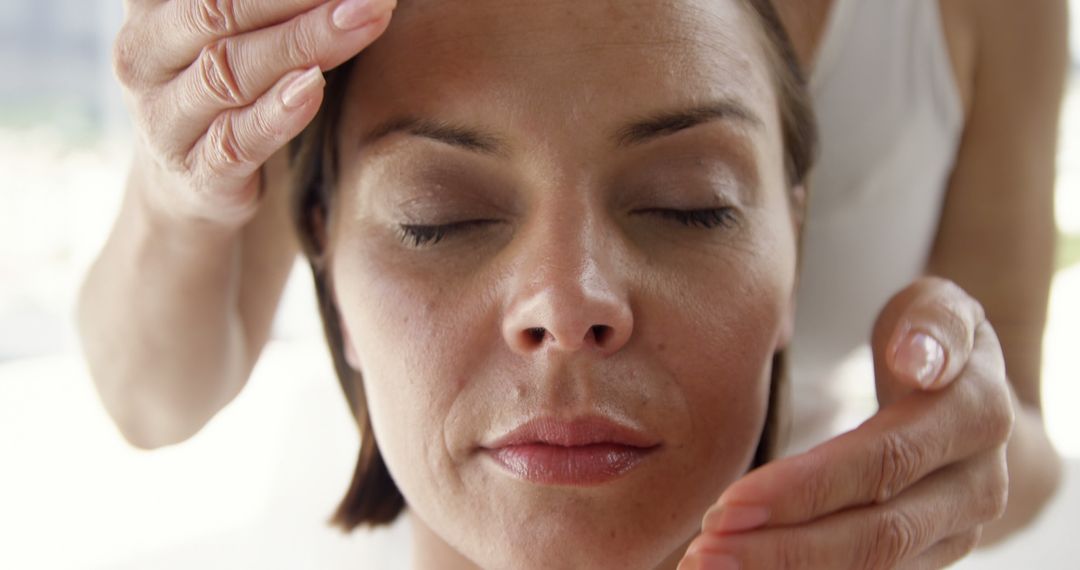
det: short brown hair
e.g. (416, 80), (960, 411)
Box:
(290, 0), (817, 531)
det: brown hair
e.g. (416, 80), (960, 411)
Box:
(289, 0), (817, 531)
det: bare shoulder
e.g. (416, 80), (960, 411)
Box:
(939, 0), (1069, 120)
(967, 0), (1068, 94)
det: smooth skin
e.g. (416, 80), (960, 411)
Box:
(78, 0), (1067, 565)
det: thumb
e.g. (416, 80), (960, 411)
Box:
(870, 277), (985, 407)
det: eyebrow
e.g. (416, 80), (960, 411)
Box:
(614, 101), (763, 148)
(361, 116), (508, 157)
(360, 100), (762, 156)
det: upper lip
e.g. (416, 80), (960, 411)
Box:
(482, 415), (662, 449)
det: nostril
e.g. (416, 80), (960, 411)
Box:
(590, 325), (611, 345)
(526, 327), (547, 344)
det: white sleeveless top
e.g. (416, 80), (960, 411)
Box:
(785, 0), (966, 454)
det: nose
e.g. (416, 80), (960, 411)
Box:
(501, 220), (633, 357)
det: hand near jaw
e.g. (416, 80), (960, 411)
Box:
(680, 277), (1015, 570)
(114, 0), (396, 229)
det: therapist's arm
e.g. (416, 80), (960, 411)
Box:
(77, 150), (298, 449)
(926, 0), (1069, 545)
(77, 0), (397, 449)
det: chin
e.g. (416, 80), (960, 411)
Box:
(482, 531), (686, 570)
(464, 496), (696, 570)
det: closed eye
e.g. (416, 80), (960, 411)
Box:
(398, 220), (497, 247)
(640, 208), (738, 229)
(398, 208), (737, 248)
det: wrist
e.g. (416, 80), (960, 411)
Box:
(127, 147), (247, 254)
(126, 154), (244, 259)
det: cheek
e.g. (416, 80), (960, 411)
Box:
(646, 245), (792, 475)
(328, 231), (488, 506)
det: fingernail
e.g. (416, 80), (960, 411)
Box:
(702, 504), (770, 534)
(333, 0), (395, 30)
(697, 553), (740, 570)
(281, 67), (325, 110)
(894, 331), (945, 388)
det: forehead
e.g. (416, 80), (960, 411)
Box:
(343, 0), (777, 151)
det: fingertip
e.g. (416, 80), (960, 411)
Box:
(701, 504), (770, 535)
(281, 66), (326, 110)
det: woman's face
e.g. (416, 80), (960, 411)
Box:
(326, 0), (798, 567)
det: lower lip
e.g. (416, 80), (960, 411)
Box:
(484, 443), (658, 486)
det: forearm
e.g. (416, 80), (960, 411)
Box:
(978, 398), (1063, 546)
(77, 157), (251, 448)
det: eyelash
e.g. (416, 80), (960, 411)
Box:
(645, 207), (738, 230)
(398, 220), (495, 247)
(397, 208), (737, 248)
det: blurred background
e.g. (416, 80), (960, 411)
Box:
(0, 2), (1077, 568)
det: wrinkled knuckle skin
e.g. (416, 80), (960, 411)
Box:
(284, 17), (320, 68)
(194, 0), (239, 37)
(801, 471), (835, 522)
(874, 433), (923, 504)
(862, 511), (921, 570)
(206, 113), (251, 174)
(112, 25), (145, 89)
(197, 40), (244, 106)
(249, 103), (283, 144)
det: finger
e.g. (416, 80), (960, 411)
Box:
(155, 0), (391, 151)
(112, 0), (334, 91)
(702, 370), (1012, 532)
(146, 0), (333, 71)
(689, 453), (1005, 570)
(181, 66), (325, 225)
(871, 277), (986, 395)
(898, 529), (982, 570)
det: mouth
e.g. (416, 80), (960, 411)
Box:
(480, 416), (662, 486)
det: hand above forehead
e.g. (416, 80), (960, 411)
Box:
(114, 0), (396, 228)
(680, 277), (1014, 570)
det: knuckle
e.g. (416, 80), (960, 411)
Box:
(800, 470), (835, 520)
(284, 17), (320, 67)
(248, 102), (283, 143)
(193, 0), (239, 37)
(111, 25), (144, 88)
(197, 40), (244, 106)
(862, 510), (922, 570)
(205, 112), (252, 173)
(872, 432), (925, 504)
